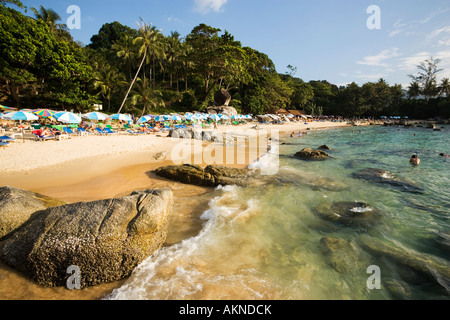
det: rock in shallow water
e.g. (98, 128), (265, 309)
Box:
(352, 168), (425, 194)
(314, 201), (383, 228)
(0, 188), (173, 288)
(294, 148), (329, 160)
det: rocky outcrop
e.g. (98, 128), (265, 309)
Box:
(153, 164), (253, 187)
(214, 88), (232, 106)
(0, 186), (66, 240)
(0, 189), (173, 288)
(314, 201), (382, 228)
(294, 148), (329, 160)
(169, 128), (235, 145)
(352, 168), (424, 194)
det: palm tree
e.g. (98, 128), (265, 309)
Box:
(180, 41), (193, 92)
(117, 19), (153, 114)
(112, 34), (137, 80)
(131, 78), (164, 117)
(133, 20), (165, 85)
(31, 5), (67, 34)
(439, 78), (450, 98)
(166, 31), (182, 90)
(94, 68), (127, 112)
(407, 81), (421, 100)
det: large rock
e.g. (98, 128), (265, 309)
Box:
(352, 168), (424, 194)
(294, 148), (329, 160)
(214, 88), (232, 106)
(320, 237), (367, 273)
(0, 189), (173, 288)
(0, 186), (66, 240)
(314, 201), (382, 228)
(207, 106), (238, 116)
(153, 164), (253, 187)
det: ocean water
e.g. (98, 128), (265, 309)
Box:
(107, 125), (450, 300)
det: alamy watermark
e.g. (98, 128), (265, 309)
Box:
(367, 5), (381, 30)
(366, 265), (381, 290)
(66, 5), (81, 30)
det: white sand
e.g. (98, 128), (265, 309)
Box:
(0, 121), (351, 174)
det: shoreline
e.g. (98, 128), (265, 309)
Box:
(0, 120), (353, 300)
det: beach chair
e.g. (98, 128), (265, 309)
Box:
(95, 128), (106, 135)
(127, 129), (145, 135)
(0, 135), (16, 143)
(0, 141), (9, 148)
(103, 127), (116, 134)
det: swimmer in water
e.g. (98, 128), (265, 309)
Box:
(410, 154), (420, 165)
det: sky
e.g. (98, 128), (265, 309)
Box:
(16, 0), (450, 88)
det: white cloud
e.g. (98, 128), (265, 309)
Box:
(357, 48), (401, 67)
(399, 52), (431, 71)
(194, 0), (228, 14)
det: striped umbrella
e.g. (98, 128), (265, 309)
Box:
(3, 111), (39, 121)
(137, 115), (151, 124)
(0, 105), (17, 110)
(33, 109), (56, 119)
(170, 115), (182, 121)
(54, 112), (82, 124)
(209, 114), (220, 121)
(155, 115), (169, 122)
(111, 113), (133, 122)
(83, 112), (110, 121)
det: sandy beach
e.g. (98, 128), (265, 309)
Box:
(0, 120), (352, 300)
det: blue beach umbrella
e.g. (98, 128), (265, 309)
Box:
(220, 114), (229, 120)
(54, 111), (82, 124)
(137, 115), (153, 124)
(83, 112), (110, 121)
(3, 111), (39, 121)
(209, 114), (220, 121)
(111, 113), (133, 122)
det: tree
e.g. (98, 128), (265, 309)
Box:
(89, 21), (136, 51)
(165, 31), (183, 91)
(407, 81), (421, 100)
(439, 78), (450, 97)
(112, 34), (137, 80)
(0, 0), (24, 8)
(408, 57), (443, 100)
(94, 67), (127, 112)
(130, 78), (164, 116)
(31, 5), (70, 40)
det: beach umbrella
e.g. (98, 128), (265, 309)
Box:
(111, 113), (133, 122)
(220, 114), (229, 120)
(33, 109), (56, 119)
(54, 111), (82, 124)
(0, 104), (17, 111)
(209, 114), (221, 121)
(155, 115), (169, 122)
(83, 112), (110, 121)
(137, 115), (153, 124)
(170, 115), (182, 121)
(3, 111), (39, 121)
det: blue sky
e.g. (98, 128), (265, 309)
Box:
(17, 0), (450, 88)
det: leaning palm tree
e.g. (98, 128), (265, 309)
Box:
(117, 19), (162, 114)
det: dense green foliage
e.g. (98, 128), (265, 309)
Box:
(0, 4), (449, 118)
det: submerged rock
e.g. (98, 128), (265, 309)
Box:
(314, 201), (382, 228)
(0, 189), (173, 288)
(320, 237), (367, 273)
(294, 148), (329, 160)
(153, 164), (253, 187)
(360, 235), (450, 294)
(0, 186), (66, 240)
(352, 168), (425, 194)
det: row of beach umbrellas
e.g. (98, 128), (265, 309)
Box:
(1, 106), (253, 126)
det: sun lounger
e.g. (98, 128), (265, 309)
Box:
(103, 127), (116, 134)
(0, 135), (16, 142)
(127, 129), (146, 135)
(0, 141), (9, 147)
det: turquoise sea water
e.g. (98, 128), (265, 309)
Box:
(108, 125), (449, 300)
